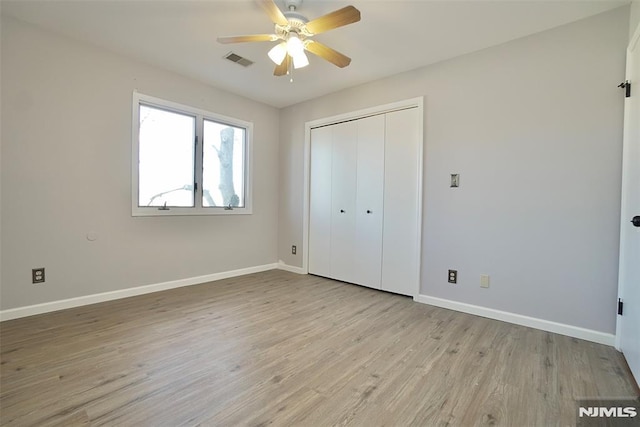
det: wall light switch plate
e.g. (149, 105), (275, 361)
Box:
(480, 274), (490, 288)
(450, 174), (459, 188)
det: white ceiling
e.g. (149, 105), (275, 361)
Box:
(1, 0), (627, 108)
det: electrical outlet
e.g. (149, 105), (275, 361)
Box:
(480, 274), (490, 288)
(32, 268), (45, 284)
(291, 245), (297, 255)
(448, 269), (457, 284)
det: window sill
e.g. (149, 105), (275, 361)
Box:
(131, 207), (253, 217)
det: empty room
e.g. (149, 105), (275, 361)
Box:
(1, 0), (639, 425)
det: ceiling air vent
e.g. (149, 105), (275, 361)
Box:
(224, 52), (254, 67)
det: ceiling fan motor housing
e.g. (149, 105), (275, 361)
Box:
(283, 0), (309, 31)
(284, 12), (308, 25)
(276, 12), (309, 39)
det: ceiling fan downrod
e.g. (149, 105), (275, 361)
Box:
(285, 0), (302, 12)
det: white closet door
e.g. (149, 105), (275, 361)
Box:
(330, 121), (358, 283)
(308, 126), (333, 277)
(353, 115), (385, 289)
(381, 108), (420, 296)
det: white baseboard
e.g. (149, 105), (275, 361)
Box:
(277, 261), (306, 274)
(414, 294), (615, 346)
(3, 267), (612, 348)
(0, 263), (279, 322)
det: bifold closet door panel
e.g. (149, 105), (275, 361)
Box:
(309, 126), (333, 277)
(381, 108), (420, 296)
(353, 115), (385, 289)
(330, 121), (358, 283)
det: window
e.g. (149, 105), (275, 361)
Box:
(132, 92), (252, 216)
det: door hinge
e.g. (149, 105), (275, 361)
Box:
(618, 298), (624, 315)
(194, 182), (198, 191)
(618, 81), (631, 98)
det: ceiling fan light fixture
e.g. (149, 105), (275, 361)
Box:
(286, 33), (304, 57)
(268, 42), (287, 65)
(292, 51), (309, 69)
(285, 32), (308, 69)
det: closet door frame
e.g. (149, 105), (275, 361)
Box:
(303, 97), (424, 298)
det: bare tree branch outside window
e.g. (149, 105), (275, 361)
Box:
(218, 127), (239, 207)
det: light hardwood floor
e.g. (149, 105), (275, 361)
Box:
(1, 270), (638, 426)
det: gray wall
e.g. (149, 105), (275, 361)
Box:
(1, 7), (631, 336)
(631, 0), (640, 41)
(1, 17), (280, 310)
(278, 7), (629, 334)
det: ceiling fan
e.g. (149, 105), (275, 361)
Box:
(217, 0), (361, 78)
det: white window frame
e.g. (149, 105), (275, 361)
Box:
(131, 92), (253, 216)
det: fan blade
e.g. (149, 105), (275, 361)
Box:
(217, 34), (277, 44)
(274, 55), (291, 76)
(305, 6), (361, 35)
(305, 40), (351, 68)
(258, 0), (289, 26)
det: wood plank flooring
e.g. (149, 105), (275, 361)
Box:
(1, 270), (637, 426)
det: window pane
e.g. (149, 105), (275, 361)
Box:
(203, 120), (245, 208)
(138, 105), (195, 207)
